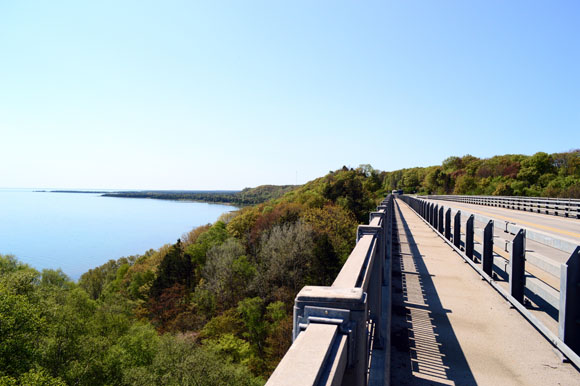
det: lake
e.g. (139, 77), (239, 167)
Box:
(0, 189), (236, 280)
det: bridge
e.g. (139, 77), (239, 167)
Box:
(266, 195), (580, 385)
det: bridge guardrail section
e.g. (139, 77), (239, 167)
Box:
(425, 195), (580, 219)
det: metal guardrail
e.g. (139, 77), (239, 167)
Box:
(428, 203), (576, 273)
(266, 196), (394, 386)
(425, 195), (580, 219)
(399, 195), (580, 367)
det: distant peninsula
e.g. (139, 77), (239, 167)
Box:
(51, 190), (110, 194)
(50, 185), (298, 206)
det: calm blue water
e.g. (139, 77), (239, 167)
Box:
(0, 189), (235, 280)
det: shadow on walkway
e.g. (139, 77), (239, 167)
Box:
(391, 201), (477, 386)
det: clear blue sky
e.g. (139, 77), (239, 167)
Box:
(1, 1), (578, 190)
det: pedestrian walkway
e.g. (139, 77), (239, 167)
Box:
(390, 199), (579, 386)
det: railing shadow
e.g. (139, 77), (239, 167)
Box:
(391, 201), (477, 386)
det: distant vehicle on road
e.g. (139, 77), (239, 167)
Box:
(392, 189), (403, 196)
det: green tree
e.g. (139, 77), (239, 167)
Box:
(302, 205), (357, 264)
(256, 221), (315, 297)
(237, 297), (267, 367)
(0, 368), (66, 386)
(401, 169), (420, 193)
(203, 238), (255, 310)
(150, 240), (192, 299)
(122, 334), (261, 386)
(453, 175), (477, 194)
(0, 286), (44, 376)
(517, 152), (554, 184)
(0, 262), (44, 377)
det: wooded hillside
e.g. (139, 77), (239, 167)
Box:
(382, 150), (580, 198)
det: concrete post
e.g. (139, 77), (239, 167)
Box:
(559, 247), (580, 354)
(453, 210), (461, 248)
(445, 208), (451, 240)
(509, 229), (526, 303)
(293, 287), (368, 386)
(483, 220), (494, 276)
(466, 215), (474, 260)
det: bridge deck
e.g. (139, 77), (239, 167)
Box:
(390, 199), (579, 385)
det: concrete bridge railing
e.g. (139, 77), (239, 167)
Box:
(399, 195), (580, 368)
(425, 194), (580, 219)
(266, 195), (394, 386)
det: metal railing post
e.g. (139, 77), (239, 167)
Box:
(559, 247), (580, 354)
(466, 215), (474, 260)
(387, 198), (393, 262)
(433, 204), (439, 229)
(509, 229), (526, 303)
(445, 208), (451, 240)
(453, 210), (461, 248)
(483, 220), (494, 276)
(438, 206), (444, 234)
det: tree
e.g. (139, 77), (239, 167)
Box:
(105, 323), (159, 380)
(256, 221), (315, 297)
(237, 297), (267, 359)
(0, 285), (44, 376)
(453, 175), (477, 195)
(40, 269), (71, 289)
(302, 205), (357, 264)
(149, 240), (192, 299)
(0, 368), (66, 386)
(38, 287), (97, 379)
(79, 257), (135, 300)
(517, 152), (554, 184)
(324, 170), (375, 222)
(401, 169), (420, 193)
(186, 222), (229, 282)
(148, 283), (189, 332)
(263, 302), (292, 372)
(122, 334), (262, 386)
(203, 238), (255, 310)
(442, 156), (463, 172)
